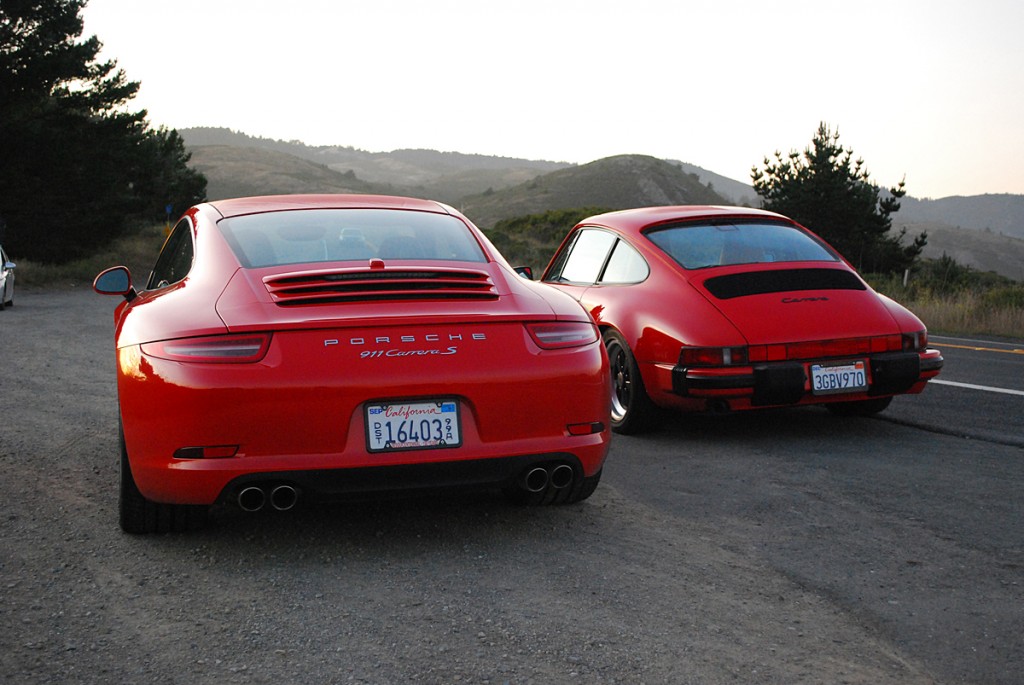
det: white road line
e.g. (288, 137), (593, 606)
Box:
(931, 379), (1024, 397)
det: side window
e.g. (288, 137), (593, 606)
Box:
(147, 219), (194, 289)
(600, 239), (649, 284)
(546, 229), (616, 285)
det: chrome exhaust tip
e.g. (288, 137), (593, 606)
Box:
(270, 484), (299, 511)
(523, 466), (549, 493)
(237, 486), (266, 512)
(549, 464), (574, 489)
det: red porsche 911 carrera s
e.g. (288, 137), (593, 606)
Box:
(95, 195), (610, 533)
(540, 205), (943, 434)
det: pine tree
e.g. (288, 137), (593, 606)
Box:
(0, 0), (206, 262)
(751, 123), (925, 274)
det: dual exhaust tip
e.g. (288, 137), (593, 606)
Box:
(522, 463), (575, 493)
(238, 465), (575, 509)
(237, 484), (299, 512)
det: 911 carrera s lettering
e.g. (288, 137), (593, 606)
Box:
(359, 346), (459, 358)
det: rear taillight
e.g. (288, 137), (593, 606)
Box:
(680, 346), (749, 366)
(141, 333), (272, 363)
(902, 330), (927, 352)
(526, 322), (599, 349)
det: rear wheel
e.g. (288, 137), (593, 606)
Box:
(825, 396), (893, 417)
(119, 425), (207, 534)
(603, 330), (659, 434)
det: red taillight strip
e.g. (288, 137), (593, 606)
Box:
(683, 335), (907, 367)
(141, 334), (272, 363)
(747, 335), (903, 362)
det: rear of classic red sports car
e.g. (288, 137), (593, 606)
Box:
(541, 205), (943, 433)
(96, 195), (610, 533)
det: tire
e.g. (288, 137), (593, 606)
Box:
(825, 396), (893, 417)
(603, 329), (659, 434)
(119, 425), (208, 534)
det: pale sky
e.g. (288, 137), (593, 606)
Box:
(82, 0), (1024, 199)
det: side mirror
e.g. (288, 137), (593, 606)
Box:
(3, 261), (14, 270)
(93, 266), (137, 302)
(514, 266), (534, 280)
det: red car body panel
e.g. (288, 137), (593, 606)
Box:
(100, 195), (610, 510)
(541, 206), (942, 418)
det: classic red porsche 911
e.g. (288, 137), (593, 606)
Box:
(94, 195), (610, 533)
(540, 205), (943, 434)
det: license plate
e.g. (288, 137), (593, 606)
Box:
(365, 399), (461, 452)
(810, 360), (868, 395)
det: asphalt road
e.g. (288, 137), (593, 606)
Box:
(1, 289), (1021, 684)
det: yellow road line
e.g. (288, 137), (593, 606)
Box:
(938, 343), (1024, 355)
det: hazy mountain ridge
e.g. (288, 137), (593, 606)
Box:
(180, 128), (1024, 280)
(899, 195), (1024, 240)
(460, 155), (729, 228)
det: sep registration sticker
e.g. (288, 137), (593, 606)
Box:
(365, 400), (462, 452)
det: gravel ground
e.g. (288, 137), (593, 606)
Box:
(1, 287), (1019, 684)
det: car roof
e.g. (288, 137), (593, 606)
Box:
(207, 194), (454, 219)
(579, 205), (790, 234)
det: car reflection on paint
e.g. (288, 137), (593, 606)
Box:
(94, 194), (609, 533)
(539, 205), (943, 434)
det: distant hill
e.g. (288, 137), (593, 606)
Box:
(187, 145), (383, 200)
(181, 127), (569, 203)
(900, 195), (1024, 240)
(461, 154), (729, 228)
(180, 128), (1024, 280)
(900, 222), (1024, 281)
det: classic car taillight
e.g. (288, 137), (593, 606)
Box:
(680, 346), (749, 366)
(141, 333), (272, 363)
(526, 322), (599, 349)
(902, 330), (927, 352)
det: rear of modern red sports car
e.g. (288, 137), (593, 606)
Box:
(96, 195), (609, 533)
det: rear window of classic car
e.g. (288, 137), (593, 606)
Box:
(219, 209), (488, 268)
(646, 221), (839, 269)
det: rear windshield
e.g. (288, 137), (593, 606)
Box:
(219, 208), (487, 268)
(646, 220), (839, 270)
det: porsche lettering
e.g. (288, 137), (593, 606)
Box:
(325, 333), (487, 347)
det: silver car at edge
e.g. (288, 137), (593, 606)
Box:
(0, 246), (14, 310)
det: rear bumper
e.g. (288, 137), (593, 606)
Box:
(672, 349), (944, 407)
(217, 452), (586, 505)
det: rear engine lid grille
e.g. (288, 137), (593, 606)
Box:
(264, 268), (499, 306)
(703, 268), (865, 300)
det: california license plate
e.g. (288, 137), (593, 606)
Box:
(365, 399), (462, 452)
(810, 360), (868, 395)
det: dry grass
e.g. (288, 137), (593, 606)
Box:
(15, 224), (167, 289)
(900, 291), (1024, 339)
